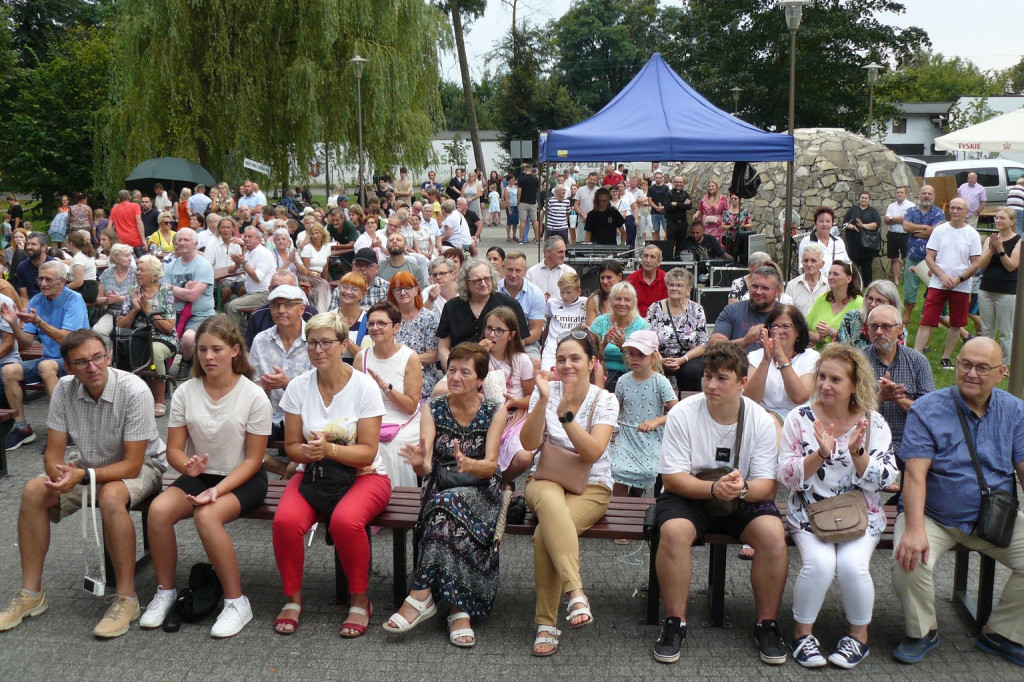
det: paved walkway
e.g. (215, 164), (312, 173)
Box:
(1, 232), (1021, 679)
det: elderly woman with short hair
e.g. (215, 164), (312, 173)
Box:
(786, 242), (829, 316)
(836, 279), (902, 351)
(645, 267), (707, 392)
(435, 256), (529, 371)
(589, 281), (651, 392)
(117, 254), (177, 415)
(728, 251), (773, 304)
(93, 243), (138, 341)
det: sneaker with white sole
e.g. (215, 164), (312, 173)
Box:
(792, 634), (827, 668)
(829, 635), (870, 668)
(211, 596), (252, 638)
(93, 595), (140, 638)
(5, 426), (36, 451)
(0, 589), (47, 631)
(140, 587), (178, 629)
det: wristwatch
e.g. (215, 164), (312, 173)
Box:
(386, 383), (394, 393)
(558, 411), (575, 424)
(738, 482), (749, 499)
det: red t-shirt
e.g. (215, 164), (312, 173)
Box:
(602, 172), (624, 188)
(110, 201), (143, 247)
(626, 268), (668, 318)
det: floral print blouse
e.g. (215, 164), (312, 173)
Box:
(645, 298), (708, 357)
(778, 404), (898, 538)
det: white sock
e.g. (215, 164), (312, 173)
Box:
(223, 596), (246, 606)
(157, 587), (176, 598)
(22, 589), (41, 598)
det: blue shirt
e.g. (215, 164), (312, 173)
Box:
(24, 287), (90, 359)
(904, 205), (946, 261)
(499, 278), (546, 322)
(902, 386), (1024, 533)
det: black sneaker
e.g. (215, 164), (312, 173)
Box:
(653, 617), (686, 664)
(755, 619), (788, 665)
(5, 426), (36, 451)
(792, 634), (827, 668)
(176, 358), (193, 379)
(940, 358), (954, 370)
(829, 635), (870, 668)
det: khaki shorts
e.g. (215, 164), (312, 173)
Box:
(49, 458), (162, 523)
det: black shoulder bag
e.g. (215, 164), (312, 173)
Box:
(956, 402), (1018, 548)
(693, 399), (746, 517)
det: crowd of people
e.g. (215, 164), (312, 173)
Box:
(0, 170), (1022, 671)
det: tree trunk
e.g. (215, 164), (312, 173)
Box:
(452, 9), (485, 175)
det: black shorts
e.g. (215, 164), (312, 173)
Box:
(887, 231), (908, 259)
(170, 469), (268, 514)
(655, 491), (780, 544)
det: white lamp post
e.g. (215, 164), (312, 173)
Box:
(349, 54), (369, 206)
(779, 0), (810, 280)
(730, 86), (743, 114)
(864, 62), (883, 139)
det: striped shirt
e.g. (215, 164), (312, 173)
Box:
(545, 197), (571, 231)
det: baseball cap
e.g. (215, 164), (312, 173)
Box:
(353, 248), (379, 264)
(621, 330), (659, 356)
(300, 206), (316, 216)
(267, 285), (305, 302)
(338, 194), (349, 202)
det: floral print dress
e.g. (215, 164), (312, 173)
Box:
(778, 404), (898, 538)
(395, 307), (440, 399)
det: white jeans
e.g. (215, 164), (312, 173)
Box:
(791, 529), (880, 626)
(978, 290), (1015, 365)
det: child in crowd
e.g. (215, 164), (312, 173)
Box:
(610, 330), (677, 501)
(488, 187), (502, 227)
(541, 273), (587, 372)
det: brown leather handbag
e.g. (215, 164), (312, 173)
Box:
(803, 417), (871, 543)
(534, 391), (601, 495)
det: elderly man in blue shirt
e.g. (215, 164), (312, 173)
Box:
(498, 251), (546, 362)
(892, 337), (1024, 667)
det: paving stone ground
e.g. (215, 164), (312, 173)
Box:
(1, 233), (1021, 680)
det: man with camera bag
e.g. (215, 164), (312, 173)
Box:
(893, 337), (1024, 667)
(0, 330), (167, 638)
(651, 342), (789, 665)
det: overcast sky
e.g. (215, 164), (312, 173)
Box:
(439, 0), (1020, 82)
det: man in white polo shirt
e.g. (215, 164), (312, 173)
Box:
(884, 186), (915, 286)
(225, 226), (277, 328)
(526, 236), (576, 300)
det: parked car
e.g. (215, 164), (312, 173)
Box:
(925, 159), (1024, 208)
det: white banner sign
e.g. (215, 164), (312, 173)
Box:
(243, 158), (271, 175)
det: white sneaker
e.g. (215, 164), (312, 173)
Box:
(211, 596), (252, 638)
(140, 587), (177, 629)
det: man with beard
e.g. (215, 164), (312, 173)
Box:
(864, 304), (934, 459)
(138, 196), (160, 238)
(709, 266), (781, 353)
(378, 233), (428, 288)
(14, 232), (55, 308)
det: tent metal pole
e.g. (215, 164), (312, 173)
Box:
(1009, 261), (1024, 397)
(782, 26), (798, 281)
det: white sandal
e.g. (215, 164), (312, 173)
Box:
(532, 625), (561, 657)
(382, 594), (437, 633)
(566, 595), (594, 628)
(446, 611), (475, 648)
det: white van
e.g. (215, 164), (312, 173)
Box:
(925, 159), (1024, 207)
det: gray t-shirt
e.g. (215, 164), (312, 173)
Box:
(379, 258), (428, 288)
(163, 254), (215, 318)
(713, 301), (772, 352)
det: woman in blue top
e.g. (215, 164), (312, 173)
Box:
(589, 281), (650, 392)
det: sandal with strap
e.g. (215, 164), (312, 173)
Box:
(447, 611), (475, 648)
(382, 594), (437, 633)
(533, 625), (562, 657)
(273, 602), (302, 635)
(566, 595), (593, 629)
(339, 602), (372, 638)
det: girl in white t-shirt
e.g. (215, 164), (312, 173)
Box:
(142, 315), (272, 637)
(66, 230), (98, 303)
(541, 273), (587, 372)
(477, 307), (536, 481)
(272, 311), (389, 638)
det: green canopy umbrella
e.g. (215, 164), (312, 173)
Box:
(124, 157), (216, 195)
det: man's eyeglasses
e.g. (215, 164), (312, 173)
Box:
(867, 323), (899, 332)
(306, 339), (339, 351)
(468, 277), (491, 286)
(957, 359), (1002, 376)
(69, 352), (109, 370)
(269, 301), (303, 310)
(36, 277), (59, 284)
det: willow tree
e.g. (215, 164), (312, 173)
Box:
(97, 0), (448, 196)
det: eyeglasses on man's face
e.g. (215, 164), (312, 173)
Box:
(69, 352), (109, 370)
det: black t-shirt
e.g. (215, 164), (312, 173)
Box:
(140, 208), (160, 237)
(584, 208), (626, 245)
(518, 173), (540, 204)
(681, 235), (726, 261)
(465, 210), (482, 235)
(647, 183), (670, 210)
(435, 291), (529, 348)
(8, 204), (24, 229)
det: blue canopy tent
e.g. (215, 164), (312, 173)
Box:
(538, 53), (794, 162)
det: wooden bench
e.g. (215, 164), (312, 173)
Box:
(646, 503), (997, 629)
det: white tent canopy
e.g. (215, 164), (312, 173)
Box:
(934, 107), (1024, 153)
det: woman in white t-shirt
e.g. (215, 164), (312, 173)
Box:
(65, 230), (98, 303)
(297, 223), (333, 312)
(744, 305), (818, 424)
(142, 315), (272, 637)
(273, 311), (389, 638)
(519, 329), (619, 656)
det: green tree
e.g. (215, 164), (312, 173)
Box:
(0, 26), (112, 207)
(438, 74), (500, 131)
(4, 0), (112, 67)
(877, 50), (1002, 103)
(658, 0), (928, 135)
(550, 0), (664, 115)
(97, 0), (447, 198)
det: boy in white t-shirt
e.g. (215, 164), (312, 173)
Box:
(540, 273), (586, 372)
(651, 342), (788, 666)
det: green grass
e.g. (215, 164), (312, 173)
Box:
(901, 279), (1009, 392)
